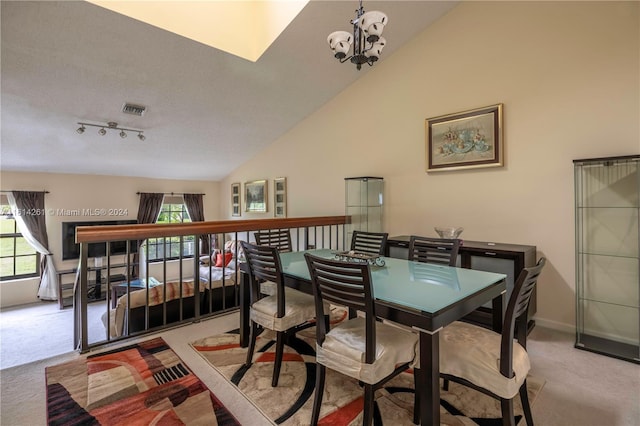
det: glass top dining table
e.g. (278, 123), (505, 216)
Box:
(238, 248), (507, 425)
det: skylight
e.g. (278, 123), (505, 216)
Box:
(87, 1), (309, 62)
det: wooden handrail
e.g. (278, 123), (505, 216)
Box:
(76, 215), (350, 243)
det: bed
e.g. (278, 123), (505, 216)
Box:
(102, 250), (242, 338)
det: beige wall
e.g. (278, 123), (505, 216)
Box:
(0, 171), (220, 307)
(222, 1), (639, 332)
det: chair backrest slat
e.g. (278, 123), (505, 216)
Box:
(255, 229), (292, 253)
(408, 236), (460, 266)
(305, 253), (377, 363)
(241, 241), (286, 317)
(351, 231), (388, 256)
(499, 257), (546, 377)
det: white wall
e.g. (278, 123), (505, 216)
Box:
(0, 171), (220, 307)
(221, 1), (639, 332)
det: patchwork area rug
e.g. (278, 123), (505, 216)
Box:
(191, 317), (544, 426)
(45, 337), (240, 425)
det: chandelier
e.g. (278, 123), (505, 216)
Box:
(76, 121), (146, 140)
(327, 0), (388, 70)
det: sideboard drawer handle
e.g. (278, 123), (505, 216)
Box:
(484, 252), (497, 256)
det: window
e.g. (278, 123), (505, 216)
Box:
(145, 198), (194, 261)
(0, 199), (40, 280)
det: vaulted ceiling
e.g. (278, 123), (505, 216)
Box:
(1, 1), (458, 181)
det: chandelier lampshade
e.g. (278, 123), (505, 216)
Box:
(327, 1), (388, 70)
(358, 10), (387, 42)
(364, 37), (385, 61)
(327, 31), (353, 59)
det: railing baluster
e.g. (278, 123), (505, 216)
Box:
(75, 216), (349, 352)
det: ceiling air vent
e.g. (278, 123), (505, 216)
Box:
(122, 103), (146, 116)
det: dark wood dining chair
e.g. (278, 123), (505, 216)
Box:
(405, 235), (460, 422)
(350, 230), (388, 256)
(253, 229), (293, 296)
(304, 253), (418, 426)
(437, 257), (547, 426)
(241, 241), (318, 387)
(408, 235), (460, 266)
(254, 229), (293, 252)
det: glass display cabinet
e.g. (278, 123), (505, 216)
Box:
(574, 154), (639, 363)
(345, 177), (384, 249)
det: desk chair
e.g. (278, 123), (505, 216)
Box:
(408, 235), (460, 266)
(304, 253), (418, 426)
(438, 257), (547, 426)
(241, 241), (318, 387)
(350, 230), (388, 256)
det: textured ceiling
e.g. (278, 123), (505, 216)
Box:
(1, 1), (458, 181)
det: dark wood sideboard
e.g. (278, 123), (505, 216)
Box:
(386, 236), (538, 333)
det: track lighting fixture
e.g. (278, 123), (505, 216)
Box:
(76, 121), (146, 140)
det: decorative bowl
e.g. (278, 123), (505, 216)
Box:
(434, 226), (464, 239)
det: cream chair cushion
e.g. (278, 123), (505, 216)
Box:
(259, 280), (277, 296)
(250, 287), (317, 332)
(316, 317), (418, 385)
(440, 321), (530, 399)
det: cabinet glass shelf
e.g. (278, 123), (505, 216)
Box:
(574, 154), (639, 364)
(345, 177), (384, 249)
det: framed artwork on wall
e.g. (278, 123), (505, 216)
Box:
(426, 103), (503, 172)
(231, 182), (241, 217)
(274, 177), (287, 218)
(245, 180), (267, 212)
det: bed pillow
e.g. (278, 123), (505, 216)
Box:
(224, 240), (245, 259)
(215, 252), (233, 267)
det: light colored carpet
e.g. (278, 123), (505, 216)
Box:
(0, 300), (107, 369)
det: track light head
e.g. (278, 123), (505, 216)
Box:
(98, 128), (107, 136)
(138, 132), (146, 141)
(119, 130), (127, 139)
(76, 125), (85, 134)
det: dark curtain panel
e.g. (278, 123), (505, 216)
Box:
(137, 192), (165, 225)
(183, 193), (209, 254)
(10, 191), (57, 300)
(133, 192), (164, 277)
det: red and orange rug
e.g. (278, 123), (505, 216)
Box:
(45, 337), (239, 425)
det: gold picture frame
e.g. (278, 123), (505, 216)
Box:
(274, 177), (287, 218)
(245, 180), (267, 213)
(426, 104), (503, 172)
(231, 182), (241, 217)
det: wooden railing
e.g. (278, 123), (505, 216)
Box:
(74, 216), (349, 352)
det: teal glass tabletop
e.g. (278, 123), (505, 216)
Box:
(280, 249), (506, 314)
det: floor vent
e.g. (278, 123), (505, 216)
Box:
(122, 103), (146, 116)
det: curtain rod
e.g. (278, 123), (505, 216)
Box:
(0, 190), (50, 193)
(136, 192), (205, 196)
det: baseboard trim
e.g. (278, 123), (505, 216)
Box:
(532, 317), (574, 334)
